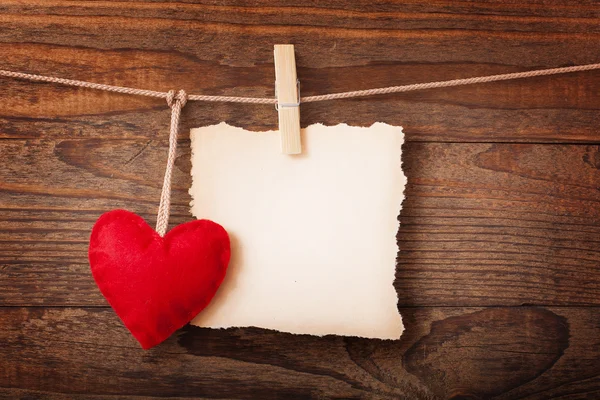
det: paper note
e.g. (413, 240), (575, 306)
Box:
(189, 122), (405, 339)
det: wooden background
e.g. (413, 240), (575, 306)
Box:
(1, 1), (600, 399)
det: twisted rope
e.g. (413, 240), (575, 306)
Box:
(154, 90), (187, 236)
(0, 69), (275, 104)
(2, 63), (599, 105)
(300, 63), (600, 102)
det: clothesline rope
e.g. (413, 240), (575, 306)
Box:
(1, 63), (599, 105)
(1, 62), (599, 234)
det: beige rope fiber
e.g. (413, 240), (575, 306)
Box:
(301, 63), (600, 102)
(2, 63), (599, 104)
(0, 69), (276, 104)
(1, 62), (599, 234)
(155, 89), (187, 236)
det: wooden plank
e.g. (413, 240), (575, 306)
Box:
(0, 306), (598, 399)
(1, 140), (600, 307)
(1, 3), (599, 399)
(399, 142), (600, 306)
(0, 2), (599, 142)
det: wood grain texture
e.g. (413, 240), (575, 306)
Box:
(1, 306), (599, 400)
(0, 1), (599, 141)
(1, 1), (600, 399)
(2, 140), (600, 307)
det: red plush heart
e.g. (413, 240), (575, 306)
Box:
(88, 209), (230, 349)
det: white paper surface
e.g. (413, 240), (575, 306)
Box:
(189, 122), (405, 339)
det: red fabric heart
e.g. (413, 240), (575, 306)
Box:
(88, 209), (230, 349)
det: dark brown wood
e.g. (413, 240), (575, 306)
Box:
(0, 1), (599, 142)
(1, 306), (599, 400)
(399, 142), (600, 306)
(1, 1), (600, 399)
(2, 141), (600, 307)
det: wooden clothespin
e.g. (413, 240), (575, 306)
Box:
(274, 44), (301, 154)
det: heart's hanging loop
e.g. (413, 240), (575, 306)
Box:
(156, 89), (188, 236)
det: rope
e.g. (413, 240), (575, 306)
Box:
(1, 62), (599, 235)
(0, 69), (276, 104)
(155, 89), (187, 236)
(1, 63), (599, 105)
(301, 63), (600, 102)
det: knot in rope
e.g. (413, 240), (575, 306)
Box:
(166, 89), (188, 109)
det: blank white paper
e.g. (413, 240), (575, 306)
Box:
(189, 122), (405, 339)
